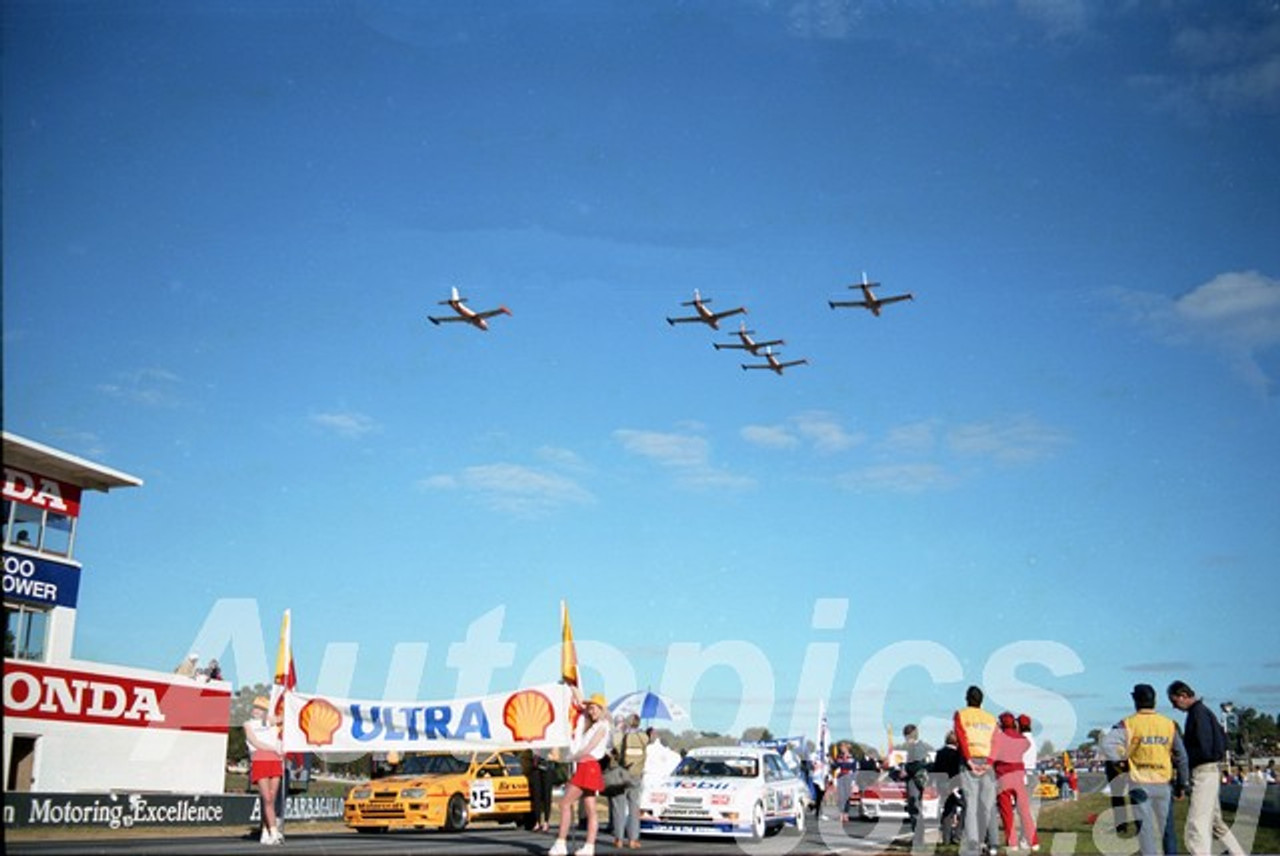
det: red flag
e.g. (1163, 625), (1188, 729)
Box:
(560, 600), (579, 687)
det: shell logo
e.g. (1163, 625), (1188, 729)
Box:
(502, 689), (555, 741)
(298, 697), (343, 746)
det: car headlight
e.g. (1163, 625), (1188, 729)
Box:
(349, 788), (372, 801)
(400, 788), (426, 799)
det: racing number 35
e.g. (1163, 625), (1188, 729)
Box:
(470, 779), (495, 812)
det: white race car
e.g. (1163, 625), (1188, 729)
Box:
(639, 745), (809, 840)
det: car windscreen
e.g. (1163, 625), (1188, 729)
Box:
(399, 754), (471, 775)
(676, 756), (758, 778)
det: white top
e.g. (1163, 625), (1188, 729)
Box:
(244, 717), (282, 759)
(571, 716), (611, 761)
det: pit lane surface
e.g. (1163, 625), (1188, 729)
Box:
(7, 817), (913, 855)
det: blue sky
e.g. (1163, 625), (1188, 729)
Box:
(5, 0), (1279, 752)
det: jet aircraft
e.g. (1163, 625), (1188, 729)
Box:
(666, 289), (747, 330)
(829, 271), (913, 316)
(713, 321), (783, 356)
(741, 346), (808, 375)
(427, 286), (512, 331)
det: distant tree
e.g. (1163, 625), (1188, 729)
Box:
(1039, 739), (1056, 759)
(741, 726), (772, 743)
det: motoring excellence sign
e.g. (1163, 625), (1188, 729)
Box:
(282, 682), (574, 753)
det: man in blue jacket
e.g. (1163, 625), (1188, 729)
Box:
(1167, 681), (1245, 856)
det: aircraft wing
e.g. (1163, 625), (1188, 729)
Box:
(667, 314), (705, 325)
(878, 294), (913, 306)
(428, 314), (470, 325)
(473, 307), (513, 320)
(828, 299), (872, 309)
(713, 342), (749, 350)
(711, 307), (747, 322)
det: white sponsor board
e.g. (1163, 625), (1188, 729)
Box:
(282, 682), (573, 753)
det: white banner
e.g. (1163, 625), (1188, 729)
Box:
(281, 683), (574, 753)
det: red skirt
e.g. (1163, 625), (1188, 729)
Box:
(251, 756), (283, 784)
(570, 757), (604, 794)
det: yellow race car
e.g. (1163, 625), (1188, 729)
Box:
(344, 750), (534, 833)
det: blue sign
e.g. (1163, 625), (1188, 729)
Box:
(2, 550), (80, 608)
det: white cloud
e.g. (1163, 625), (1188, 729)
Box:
(96, 368), (183, 407)
(740, 424), (799, 449)
(880, 420), (937, 455)
(740, 411), (862, 454)
(836, 462), (957, 494)
(792, 410), (861, 453)
(947, 415), (1072, 465)
(1016, 0), (1089, 39)
(614, 429), (711, 469)
(535, 445), (591, 473)
(418, 462), (594, 516)
(310, 410), (380, 439)
(614, 427), (755, 491)
(826, 415), (1068, 494)
(786, 0), (861, 41)
(1115, 270), (1280, 395)
(1138, 19), (1280, 118)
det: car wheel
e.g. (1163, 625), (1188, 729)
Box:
(354, 827), (386, 834)
(750, 801), (766, 841)
(444, 792), (470, 831)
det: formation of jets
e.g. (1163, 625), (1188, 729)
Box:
(426, 271), (912, 378)
(669, 290), (807, 375)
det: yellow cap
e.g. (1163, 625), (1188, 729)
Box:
(586, 693), (607, 709)
(252, 696), (270, 710)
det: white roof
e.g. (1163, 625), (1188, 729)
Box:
(3, 432), (142, 491)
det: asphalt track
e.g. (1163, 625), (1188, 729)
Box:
(6, 817), (911, 855)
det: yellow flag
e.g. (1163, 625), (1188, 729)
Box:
(274, 608), (296, 690)
(1062, 751), (1074, 773)
(560, 600), (579, 687)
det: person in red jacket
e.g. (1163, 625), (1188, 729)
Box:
(992, 712), (1039, 852)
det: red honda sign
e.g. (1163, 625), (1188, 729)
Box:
(3, 661), (230, 734)
(3, 467), (83, 518)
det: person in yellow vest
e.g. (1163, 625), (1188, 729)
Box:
(953, 685), (999, 856)
(1102, 684), (1190, 856)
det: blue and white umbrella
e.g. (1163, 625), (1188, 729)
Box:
(609, 690), (688, 722)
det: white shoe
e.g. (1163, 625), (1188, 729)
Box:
(260, 829), (273, 845)
(574, 845), (595, 856)
(548, 840), (568, 856)
(271, 828), (284, 844)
